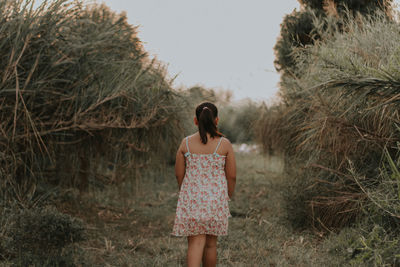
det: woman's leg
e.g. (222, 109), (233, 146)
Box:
(202, 234), (217, 267)
(187, 234), (206, 267)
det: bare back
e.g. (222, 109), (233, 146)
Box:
(183, 132), (228, 156)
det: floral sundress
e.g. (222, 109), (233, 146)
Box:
(171, 136), (232, 236)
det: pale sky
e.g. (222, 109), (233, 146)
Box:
(95, 0), (300, 103)
(35, 0), (400, 103)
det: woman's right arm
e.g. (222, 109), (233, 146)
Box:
(224, 139), (236, 200)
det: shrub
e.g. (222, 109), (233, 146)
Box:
(1, 206), (85, 265)
(274, 0), (393, 81)
(265, 8), (400, 227)
(259, 10), (400, 265)
(323, 224), (400, 266)
(299, 0), (392, 16)
(274, 8), (322, 77)
(218, 99), (262, 143)
(0, 0), (185, 202)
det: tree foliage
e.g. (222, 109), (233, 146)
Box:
(299, 0), (392, 15)
(274, 0), (393, 78)
(274, 8), (321, 75)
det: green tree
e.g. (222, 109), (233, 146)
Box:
(274, 0), (393, 79)
(274, 8), (321, 76)
(299, 0), (391, 15)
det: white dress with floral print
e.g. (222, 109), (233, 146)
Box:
(172, 136), (232, 236)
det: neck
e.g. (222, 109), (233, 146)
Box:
(198, 132), (215, 139)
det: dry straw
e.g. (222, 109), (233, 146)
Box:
(258, 10), (400, 231)
(0, 0), (185, 204)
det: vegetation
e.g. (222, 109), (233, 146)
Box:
(0, 152), (341, 266)
(274, 0), (393, 80)
(0, 0), (185, 204)
(299, 0), (391, 14)
(0, 0), (265, 264)
(260, 4), (400, 265)
(218, 99), (263, 144)
(0, 0), (187, 264)
(1, 205), (85, 265)
(5, 0), (399, 265)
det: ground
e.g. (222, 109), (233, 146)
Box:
(57, 150), (340, 266)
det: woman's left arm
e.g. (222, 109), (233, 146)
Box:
(175, 139), (186, 190)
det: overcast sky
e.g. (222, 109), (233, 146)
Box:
(91, 0), (301, 103)
(35, 0), (400, 103)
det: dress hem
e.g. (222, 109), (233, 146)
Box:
(170, 231), (228, 237)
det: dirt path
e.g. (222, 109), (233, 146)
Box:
(60, 151), (335, 266)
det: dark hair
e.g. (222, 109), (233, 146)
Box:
(195, 102), (224, 144)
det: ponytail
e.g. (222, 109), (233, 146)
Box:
(195, 102), (224, 144)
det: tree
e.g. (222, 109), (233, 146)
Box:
(274, 0), (393, 78)
(299, 0), (392, 15)
(274, 8), (321, 75)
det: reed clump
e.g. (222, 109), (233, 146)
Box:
(259, 10), (400, 265)
(0, 0), (185, 203)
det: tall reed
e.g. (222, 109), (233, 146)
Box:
(0, 0), (185, 204)
(259, 11), (400, 231)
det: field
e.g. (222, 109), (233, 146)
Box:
(45, 149), (346, 266)
(1, 1), (399, 266)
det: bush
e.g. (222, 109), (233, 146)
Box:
(1, 206), (85, 265)
(0, 0), (185, 202)
(323, 224), (400, 266)
(218, 99), (262, 143)
(265, 8), (400, 227)
(260, 10), (400, 266)
(299, 0), (392, 16)
(274, 8), (322, 77)
(275, 0), (393, 78)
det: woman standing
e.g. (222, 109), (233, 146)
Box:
(171, 102), (237, 267)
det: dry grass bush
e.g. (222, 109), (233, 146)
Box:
(259, 11), (400, 231)
(0, 0), (185, 204)
(258, 11), (400, 264)
(255, 103), (301, 157)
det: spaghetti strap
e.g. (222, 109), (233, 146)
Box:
(214, 137), (223, 154)
(186, 136), (190, 153)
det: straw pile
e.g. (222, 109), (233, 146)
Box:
(0, 0), (184, 202)
(259, 10), (400, 232)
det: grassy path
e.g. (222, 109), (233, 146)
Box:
(59, 151), (336, 266)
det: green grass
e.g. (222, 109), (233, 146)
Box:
(44, 151), (346, 266)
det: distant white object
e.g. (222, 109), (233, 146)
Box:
(236, 143), (259, 153)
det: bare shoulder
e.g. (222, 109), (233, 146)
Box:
(221, 136), (233, 151)
(177, 137), (187, 152)
(221, 136), (232, 145)
(180, 137), (186, 145)
(179, 133), (196, 152)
